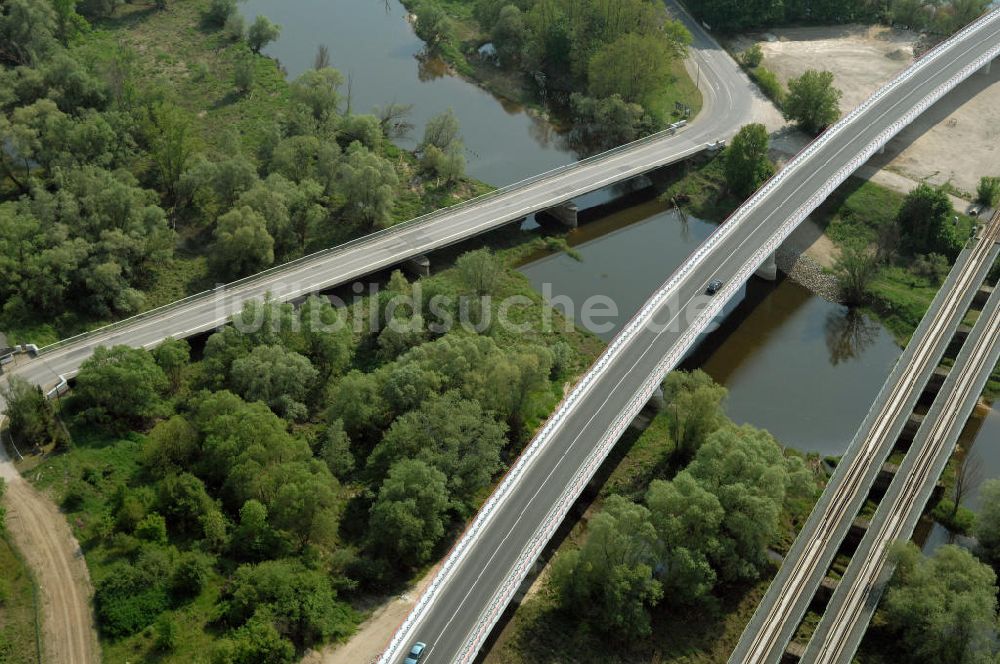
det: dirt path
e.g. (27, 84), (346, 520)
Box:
(1, 417), (100, 664)
(302, 564), (441, 664)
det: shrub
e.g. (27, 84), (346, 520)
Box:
(207, 0), (239, 27)
(742, 43), (764, 68)
(977, 176), (1000, 207)
(95, 563), (171, 638)
(750, 66), (784, 107)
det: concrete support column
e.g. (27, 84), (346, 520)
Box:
(755, 251), (778, 281)
(541, 201), (579, 228)
(878, 144), (886, 155)
(982, 58), (992, 75)
(403, 254), (431, 278)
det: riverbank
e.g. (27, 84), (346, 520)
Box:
(0, 0), (494, 349)
(398, 0), (704, 138)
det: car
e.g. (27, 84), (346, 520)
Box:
(706, 279), (723, 295)
(969, 204), (983, 217)
(404, 642), (427, 664)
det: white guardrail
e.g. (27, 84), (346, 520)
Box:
(379, 8), (1000, 663)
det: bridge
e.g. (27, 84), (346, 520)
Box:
(730, 208), (1000, 664)
(3, 4), (999, 663)
(376, 10), (1000, 664)
(6, 0), (754, 394)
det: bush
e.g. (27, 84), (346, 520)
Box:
(95, 562), (171, 638)
(135, 513), (168, 545)
(742, 43), (764, 68)
(234, 55), (255, 95)
(750, 66), (784, 107)
(977, 176), (1000, 207)
(207, 0), (239, 26)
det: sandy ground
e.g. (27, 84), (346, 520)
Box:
(0, 414), (100, 664)
(302, 563), (442, 664)
(735, 24), (1000, 195)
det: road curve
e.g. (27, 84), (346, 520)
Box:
(1, 408), (100, 664)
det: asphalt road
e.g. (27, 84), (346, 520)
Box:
(802, 218), (1000, 664)
(7, 0), (756, 394)
(385, 12), (1000, 664)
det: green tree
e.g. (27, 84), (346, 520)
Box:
(725, 123), (774, 199)
(974, 478), (1000, 563)
(882, 543), (998, 664)
(420, 108), (461, 153)
(73, 345), (168, 426)
(455, 248), (503, 296)
(247, 15), (280, 54)
(976, 176), (1000, 207)
(135, 512), (168, 544)
(146, 103), (198, 205)
(898, 183), (959, 258)
(230, 344), (318, 420)
(783, 69), (842, 134)
(413, 2), (454, 51)
(549, 495), (663, 639)
(646, 473), (723, 603)
(2, 376), (67, 450)
(143, 415), (200, 476)
(368, 459), (450, 564)
(367, 392), (506, 505)
(834, 245), (880, 306)
(207, 0), (242, 27)
(568, 93), (659, 154)
(337, 142), (398, 229)
(588, 33), (678, 105)
(742, 43), (764, 68)
(662, 370), (727, 463)
(492, 5), (526, 66)
(686, 425), (812, 582)
(290, 67), (344, 124)
(234, 53), (255, 96)
(152, 337), (190, 392)
(0, 0), (57, 66)
(212, 206), (275, 278)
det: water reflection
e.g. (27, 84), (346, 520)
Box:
(825, 308), (881, 366)
(241, 0), (578, 185)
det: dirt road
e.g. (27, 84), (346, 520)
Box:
(1, 417), (100, 664)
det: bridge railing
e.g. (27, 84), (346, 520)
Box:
(37, 122), (707, 356)
(376, 8), (1000, 663)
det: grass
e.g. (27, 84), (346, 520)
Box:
(0, 536), (42, 664)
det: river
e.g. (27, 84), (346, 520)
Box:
(241, 0), (578, 185)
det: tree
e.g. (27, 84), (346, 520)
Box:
(725, 123), (774, 199)
(783, 69), (842, 134)
(568, 93), (659, 154)
(234, 53), (255, 96)
(73, 345), (168, 426)
(455, 248), (503, 296)
(588, 33), (677, 105)
(977, 176), (1000, 207)
(420, 108), (461, 153)
(146, 103), (198, 205)
(413, 2), (454, 51)
(212, 206), (275, 278)
(152, 337), (190, 391)
(834, 245), (880, 306)
(230, 344), (318, 420)
(0, 0), (57, 67)
(686, 425), (812, 582)
(549, 496), (662, 639)
(247, 15), (280, 54)
(367, 392), (506, 505)
(898, 184), (959, 258)
(662, 370), (727, 463)
(290, 67), (344, 124)
(207, 0), (241, 27)
(337, 142), (398, 229)
(646, 473), (723, 603)
(368, 459), (450, 564)
(975, 478), (1000, 563)
(492, 5), (526, 66)
(419, 144), (465, 184)
(882, 543), (998, 664)
(313, 44), (330, 70)
(143, 415), (200, 476)
(374, 102), (415, 140)
(2, 376), (67, 450)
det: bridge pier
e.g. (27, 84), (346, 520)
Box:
(755, 251), (779, 281)
(540, 201), (579, 228)
(403, 254), (431, 278)
(982, 57), (993, 75)
(648, 386), (666, 411)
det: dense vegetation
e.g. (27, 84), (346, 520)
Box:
(0, 0), (486, 345)
(405, 0), (699, 153)
(488, 371), (821, 662)
(11, 235), (602, 660)
(688, 0), (991, 33)
(0, 481), (41, 664)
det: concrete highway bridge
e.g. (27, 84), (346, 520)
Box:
(2, 3), (999, 663)
(732, 209), (1000, 664)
